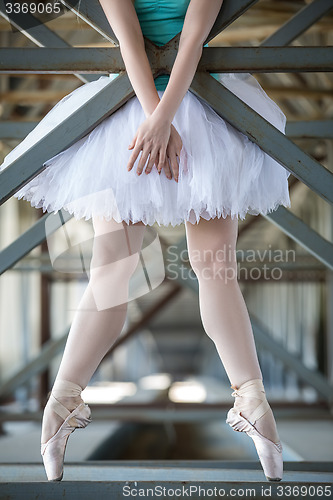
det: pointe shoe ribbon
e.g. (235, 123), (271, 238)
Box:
(41, 395), (92, 481)
(226, 378), (283, 482)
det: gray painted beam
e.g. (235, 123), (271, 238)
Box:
(0, 332), (68, 401)
(0, 211), (72, 275)
(0, 0), (97, 83)
(0, 47), (124, 74)
(0, 121), (37, 139)
(2, 46), (332, 74)
(285, 120), (333, 139)
(199, 46), (333, 73)
(2, 120), (332, 140)
(190, 72), (333, 205)
(251, 315), (333, 403)
(0, 0), (68, 48)
(262, 0), (333, 47)
(60, 0), (117, 44)
(265, 206), (333, 271)
(0, 73), (135, 205)
(207, 0), (259, 42)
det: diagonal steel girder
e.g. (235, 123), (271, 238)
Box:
(1, 46), (332, 74)
(0, 211), (72, 275)
(266, 208), (333, 271)
(60, 0), (117, 43)
(207, 0), (259, 42)
(262, 0), (333, 47)
(0, 0), (97, 83)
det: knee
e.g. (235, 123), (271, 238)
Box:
(89, 229), (141, 285)
(90, 250), (140, 284)
(188, 243), (238, 283)
(88, 251), (140, 311)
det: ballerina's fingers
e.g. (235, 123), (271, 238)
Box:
(168, 149), (179, 183)
(136, 146), (151, 176)
(145, 149), (158, 175)
(158, 155), (172, 180)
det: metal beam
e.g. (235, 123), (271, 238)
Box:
(251, 315), (333, 404)
(262, 0), (333, 47)
(0, 332), (68, 401)
(190, 72), (333, 205)
(2, 120), (332, 140)
(0, 47), (124, 74)
(206, 0), (259, 42)
(60, 0), (118, 44)
(0, 73), (135, 205)
(0, 211), (72, 275)
(265, 207), (333, 271)
(1, 46), (332, 74)
(0, 0), (97, 83)
(285, 120), (333, 139)
(0, 121), (36, 139)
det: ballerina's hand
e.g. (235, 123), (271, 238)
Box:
(164, 124), (183, 183)
(127, 114), (171, 177)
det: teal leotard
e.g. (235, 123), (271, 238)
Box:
(135, 0), (219, 90)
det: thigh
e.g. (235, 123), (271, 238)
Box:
(185, 215), (239, 277)
(185, 215), (238, 254)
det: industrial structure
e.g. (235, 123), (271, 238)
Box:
(0, 0), (333, 496)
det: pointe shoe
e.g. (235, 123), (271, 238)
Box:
(41, 394), (92, 481)
(226, 378), (283, 482)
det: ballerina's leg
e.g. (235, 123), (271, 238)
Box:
(185, 215), (280, 444)
(41, 216), (146, 444)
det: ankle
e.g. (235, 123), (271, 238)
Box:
(55, 395), (83, 412)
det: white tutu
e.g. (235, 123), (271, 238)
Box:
(1, 73), (291, 227)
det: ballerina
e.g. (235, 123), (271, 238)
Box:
(1, 0), (289, 482)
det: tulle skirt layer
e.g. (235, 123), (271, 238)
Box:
(1, 73), (291, 227)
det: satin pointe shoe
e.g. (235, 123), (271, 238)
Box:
(41, 394), (92, 481)
(226, 378), (283, 482)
